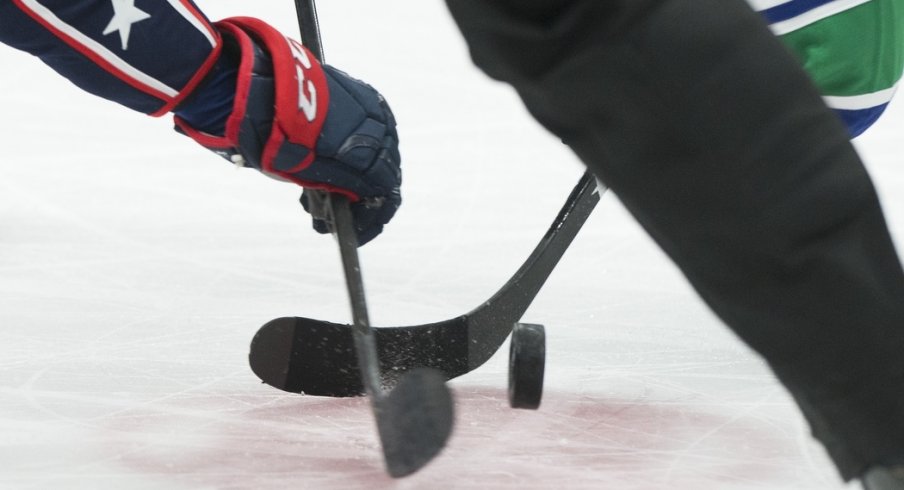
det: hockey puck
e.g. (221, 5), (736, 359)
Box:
(508, 323), (546, 409)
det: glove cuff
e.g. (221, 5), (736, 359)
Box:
(174, 17), (334, 180)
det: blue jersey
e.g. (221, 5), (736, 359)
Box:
(0, 0), (221, 116)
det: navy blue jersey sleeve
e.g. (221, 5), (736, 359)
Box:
(0, 0), (221, 116)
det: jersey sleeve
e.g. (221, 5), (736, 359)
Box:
(749, 0), (904, 136)
(0, 0), (222, 116)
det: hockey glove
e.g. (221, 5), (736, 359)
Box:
(174, 17), (401, 246)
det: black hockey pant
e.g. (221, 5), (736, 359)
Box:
(446, 0), (904, 480)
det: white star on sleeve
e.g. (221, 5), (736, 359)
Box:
(103, 0), (152, 51)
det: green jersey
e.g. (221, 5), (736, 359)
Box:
(750, 0), (904, 135)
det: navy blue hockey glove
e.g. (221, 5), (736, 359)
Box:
(174, 17), (401, 246)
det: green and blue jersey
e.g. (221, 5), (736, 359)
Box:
(751, 0), (904, 136)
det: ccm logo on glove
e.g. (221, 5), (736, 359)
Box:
(287, 38), (318, 123)
(174, 17), (403, 246)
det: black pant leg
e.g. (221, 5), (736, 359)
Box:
(446, 0), (904, 479)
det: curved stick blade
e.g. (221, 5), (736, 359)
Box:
(249, 316), (472, 397)
(377, 368), (454, 477)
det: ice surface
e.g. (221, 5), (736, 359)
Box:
(1, 1), (899, 489)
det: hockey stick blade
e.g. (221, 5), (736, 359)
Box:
(250, 172), (602, 397)
(377, 368), (454, 477)
(251, 314), (470, 397)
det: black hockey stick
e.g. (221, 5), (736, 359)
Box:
(286, 1), (453, 478)
(250, 171), (602, 397)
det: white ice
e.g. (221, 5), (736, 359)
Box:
(1, 2), (901, 489)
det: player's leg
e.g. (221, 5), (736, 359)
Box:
(446, 0), (904, 483)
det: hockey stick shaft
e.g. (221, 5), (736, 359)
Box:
(291, 2), (453, 477)
(293, 0), (382, 399)
(294, 0), (323, 61)
(330, 197), (383, 397)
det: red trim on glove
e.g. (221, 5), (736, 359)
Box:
(178, 17), (343, 196)
(218, 17), (330, 173)
(214, 21), (256, 146)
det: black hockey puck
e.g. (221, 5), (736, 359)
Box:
(508, 323), (546, 409)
